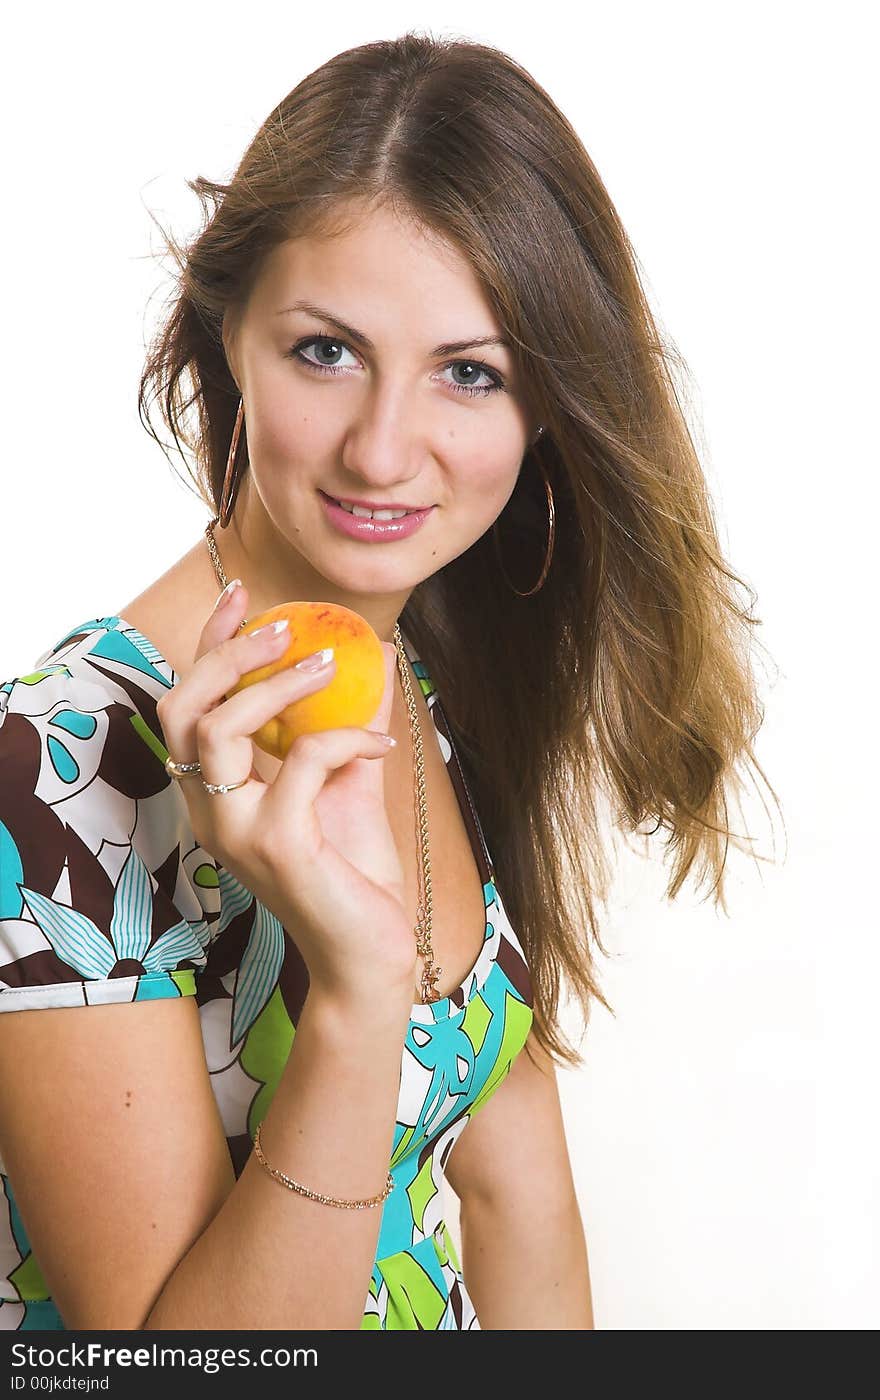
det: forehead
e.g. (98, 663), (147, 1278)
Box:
(247, 204), (501, 340)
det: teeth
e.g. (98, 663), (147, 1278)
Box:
(334, 498), (410, 520)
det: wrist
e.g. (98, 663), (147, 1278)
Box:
(304, 978), (414, 1038)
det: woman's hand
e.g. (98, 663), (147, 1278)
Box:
(155, 582), (418, 1008)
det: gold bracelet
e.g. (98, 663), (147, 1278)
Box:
(252, 1121), (394, 1210)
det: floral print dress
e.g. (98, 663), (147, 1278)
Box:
(0, 615), (534, 1330)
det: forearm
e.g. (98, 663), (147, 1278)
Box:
(144, 988), (410, 1330)
(460, 1196), (594, 1329)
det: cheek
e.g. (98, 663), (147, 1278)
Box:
(474, 455), (522, 517)
(444, 461), (521, 561)
(246, 387), (326, 477)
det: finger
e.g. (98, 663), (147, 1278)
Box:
(263, 725), (398, 837)
(159, 606), (293, 765)
(197, 577), (249, 660)
(370, 643), (398, 738)
(156, 592), (326, 835)
(195, 655), (337, 787)
(260, 635), (397, 817)
(207, 723), (397, 877)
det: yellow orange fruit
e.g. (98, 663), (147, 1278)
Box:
(227, 600), (385, 760)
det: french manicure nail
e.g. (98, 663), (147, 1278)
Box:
(251, 619), (290, 638)
(295, 647), (335, 671)
(212, 578), (242, 612)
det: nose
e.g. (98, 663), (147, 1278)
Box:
(339, 395), (425, 494)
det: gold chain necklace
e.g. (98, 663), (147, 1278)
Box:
(204, 520), (442, 1004)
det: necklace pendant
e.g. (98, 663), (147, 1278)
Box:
(420, 963), (443, 1004)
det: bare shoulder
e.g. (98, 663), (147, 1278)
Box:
(116, 540), (216, 680)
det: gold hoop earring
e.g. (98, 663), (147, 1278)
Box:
(216, 395), (246, 529)
(492, 431), (555, 597)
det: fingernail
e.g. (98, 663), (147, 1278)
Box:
(377, 732), (397, 746)
(295, 646), (334, 671)
(212, 578), (242, 612)
(251, 619), (290, 638)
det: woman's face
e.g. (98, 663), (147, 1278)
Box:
(221, 201), (536, 632)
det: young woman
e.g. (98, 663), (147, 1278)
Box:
(0, 33), (773, 1331)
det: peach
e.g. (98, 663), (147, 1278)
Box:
(227, 601), (386, 760)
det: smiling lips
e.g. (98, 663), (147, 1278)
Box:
(319, 491), (435, 540)
(322, 490), (430, 517)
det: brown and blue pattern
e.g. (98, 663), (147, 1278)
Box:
(0, 616), (533, 1330)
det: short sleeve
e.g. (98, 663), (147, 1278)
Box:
(0, 659), (220, 1013)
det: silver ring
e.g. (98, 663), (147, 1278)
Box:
(165, 756), (203, 779)
(201, 777), (249, 796)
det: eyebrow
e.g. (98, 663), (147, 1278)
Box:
(274, 300), (511, 357)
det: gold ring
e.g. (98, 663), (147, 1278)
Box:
(201, 777), (249, 796)
(165, 756), (202, 779)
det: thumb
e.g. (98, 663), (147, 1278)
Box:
(369, 642), (398, 735)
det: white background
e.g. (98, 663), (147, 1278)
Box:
(2, 2), (876, 1329)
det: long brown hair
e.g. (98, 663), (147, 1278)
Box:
(138, 31), (781, 1067)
